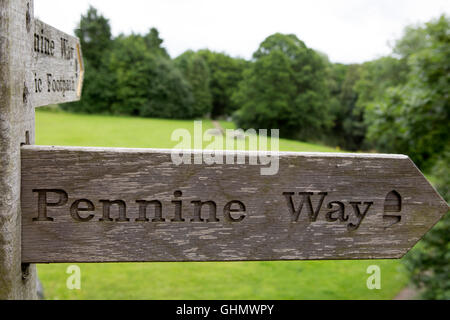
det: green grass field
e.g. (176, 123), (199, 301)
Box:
(35, 109), (409, 300)
(36, 109), (337, 152)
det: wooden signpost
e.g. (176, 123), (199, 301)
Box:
(31, 19), (84, 107)
(0, 0), (448, 299)
(20, 148), (448, 263)
(0, 0), (82, 299)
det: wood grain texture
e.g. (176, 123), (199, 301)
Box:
(0, 0), (37, 299)
(30, 19), (83, 107)
(21, 146), (449, 263)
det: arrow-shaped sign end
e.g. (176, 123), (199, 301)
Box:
(398, 157), (449, 258)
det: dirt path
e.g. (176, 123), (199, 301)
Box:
(212, 120), (225, 135)
(394, 286), (420, 300)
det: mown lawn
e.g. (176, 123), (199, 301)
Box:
(36, 109), (338, 152)
(35, 109), (409, 300)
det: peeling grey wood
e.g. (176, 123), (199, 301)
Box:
(21, 146), (449, 263)
(30, 19), (84, 107)
(0, 0), (37, 300)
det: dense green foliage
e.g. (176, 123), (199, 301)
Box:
(63, 6), (115, 114)
(109, 34), (194, 118)
(66, 7), (247, 120)
(65, 7), (195, 118)
(175, 51), (213, 118)
(197, 50), (248, 118)
(233, 33), (332, 140)
(326, 63), (366, 150)
(359, 16), (449, 170)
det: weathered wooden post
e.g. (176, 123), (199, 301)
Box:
(0, 0), (83, 299)
(0, 0), (37, 300)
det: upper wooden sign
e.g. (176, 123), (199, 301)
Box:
(30, 19), (84, 107)
(20, 146), (448, 263)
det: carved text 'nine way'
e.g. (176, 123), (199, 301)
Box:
(33, 24), (79, 98)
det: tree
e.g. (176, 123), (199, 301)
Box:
(143, 27), (170, 58)
(232, 33), (332, 140)
(197, 50), (248, 118)
(362, 15), (449, 169)
(355, 56), (409, 113)
(63, 6), (115, 114)
(175, 51), (213, 118)
(109, 34), (194, 119)
(233, 50), (298, 133)
(325, 63), (366, 151)
(75, 6), (113, 69)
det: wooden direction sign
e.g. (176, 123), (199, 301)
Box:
(31, 19), (84, 107)
(21, 146), (448, 263)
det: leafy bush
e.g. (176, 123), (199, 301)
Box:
(361, 15), (449, 170)
(404, 149), (449, 300)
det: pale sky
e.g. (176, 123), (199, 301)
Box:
(35, 0), (449, 64)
